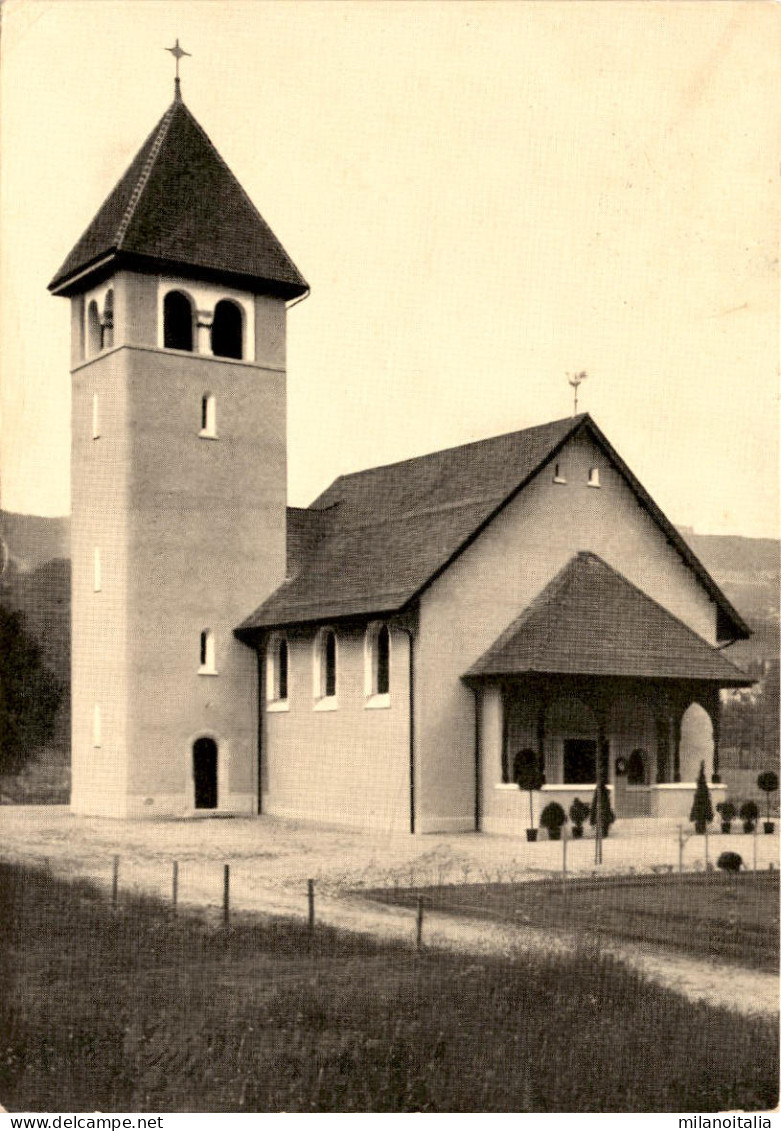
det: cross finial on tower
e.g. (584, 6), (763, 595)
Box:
(166, 39), (191, 99)
(567, 370), (588, 416)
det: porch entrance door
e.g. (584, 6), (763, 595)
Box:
(563, 739), (597, 785)
(193, 737), (218, 810)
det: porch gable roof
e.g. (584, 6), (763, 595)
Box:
(465, 552), (753, 686)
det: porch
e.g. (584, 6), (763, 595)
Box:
(462, 553), (752, 834)
(475, 674), (730, 832)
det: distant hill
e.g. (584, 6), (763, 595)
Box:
(0, 510), (777, 796)
(1, 511), (70, 573)
(676, 530), (779, 669)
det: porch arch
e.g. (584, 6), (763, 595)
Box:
(679, 702), (713, 782)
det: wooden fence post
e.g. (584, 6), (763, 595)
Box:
(172, 860), (179, 914)
(678, 826), (683, 875)
(111, 855), (119, 910)
(704, 823), (709, 874)
(753, 824), (758, 873)
(416, 897), (424, 950)
(308, 879), (315, 934)
(223, 864), (230, 927)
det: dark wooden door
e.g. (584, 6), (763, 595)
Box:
(563, 739), (597, 784)
(193, 737), (218, 809)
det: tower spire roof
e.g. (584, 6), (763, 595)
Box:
(49, 96), (308, 298)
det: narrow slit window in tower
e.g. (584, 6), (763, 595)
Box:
(200, 394), (217, 438)
(199, 629), (216, 674)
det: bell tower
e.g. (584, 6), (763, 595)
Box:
(49, 84), (308, 817)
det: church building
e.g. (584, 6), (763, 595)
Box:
(50, 82), (752, 833)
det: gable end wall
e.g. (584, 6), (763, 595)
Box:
(414, 429), (717, 831)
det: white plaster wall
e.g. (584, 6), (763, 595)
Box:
(70, 342), (130, 817)
(263, 625), (411, 831)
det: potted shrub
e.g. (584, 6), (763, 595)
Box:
(739, 800), (759, 834)
(589, 783), (615, 838)
(569, 798), (590, 839)
(540, 801), (566, 841)
(717, 851), (743, 874)
(513, 749), (545, 842)
(689, 761), (713, 835)
(716, 800), (736, 834)
(757, 771), (778, 834)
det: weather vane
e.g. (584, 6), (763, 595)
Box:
(567, 370), (587, 416)
(166, 39), (191, 96)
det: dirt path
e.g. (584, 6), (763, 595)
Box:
(2, 806), (777, 1019)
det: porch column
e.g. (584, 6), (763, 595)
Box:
(653, 685), (670, 783)
(702, 686), (722, 784)
(672, 707), (682, 782)
(536, 688), (547, 782)
(481, 684), (505, 786)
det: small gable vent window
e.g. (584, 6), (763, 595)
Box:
(588, 467), (601, 488)
(200, 394), (217, 439)
(553, 462), (567, 484)
(199, 629), (217, 675)
(211, 299), (243, 360)
(87, 300), (102, 357)
(266, 634), (290, 711)
(313, 627), (338, 709)
(164, 290), (195, 352)
(365, 622), (391, 708)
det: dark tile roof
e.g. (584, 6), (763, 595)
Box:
(236, 413), (750, 643)
(237, 415), (583, 630)
(465, 552), (752, 686)
(49, 96), (308, 298)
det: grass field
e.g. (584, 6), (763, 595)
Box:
(0, 863), (777, 1113)
(367, 871), (780, 971)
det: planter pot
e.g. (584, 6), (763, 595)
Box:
(571, 826), (584, 839)
(720, 821), (732, 834)
(526, 829), (538, 843)
(547, 827), (562, 841)
(694, 820), (707, 835)
(743, 821), (755, 834)
(764, 822), (775, 835)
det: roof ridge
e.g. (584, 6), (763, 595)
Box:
(315, 415), (587, 494)
(115, 100), (177, 250)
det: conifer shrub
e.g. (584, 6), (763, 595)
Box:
(689, 761), (713, 834)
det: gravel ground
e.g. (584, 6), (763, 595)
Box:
(2, 806), (778, 1018)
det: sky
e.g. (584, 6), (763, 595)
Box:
(0, 0), (778, 537)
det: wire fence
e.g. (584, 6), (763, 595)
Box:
(2, 830), (778, 1114)
(4, 820), (778, 958)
